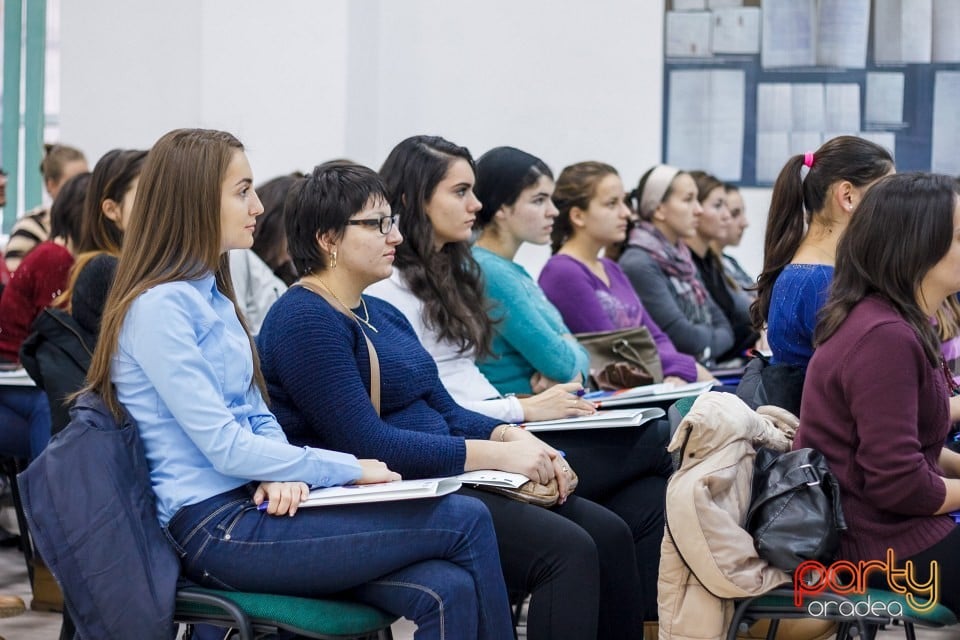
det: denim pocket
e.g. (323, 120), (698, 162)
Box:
(177, 497), (249, 551)
(215, 503), (259, 542)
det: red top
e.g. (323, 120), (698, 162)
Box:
(0, 241), (74, 363)
(796, 296), (955, 563)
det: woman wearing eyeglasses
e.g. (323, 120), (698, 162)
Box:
(258, 154), (644, 640)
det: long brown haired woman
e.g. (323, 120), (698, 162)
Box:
(85, 129), (513, 640)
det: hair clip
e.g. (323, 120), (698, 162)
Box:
(800, 151), (815, 182)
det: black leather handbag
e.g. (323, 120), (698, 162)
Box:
(745, 447), (847, 573)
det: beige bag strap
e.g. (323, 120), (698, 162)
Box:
(295, 281), (381, 416)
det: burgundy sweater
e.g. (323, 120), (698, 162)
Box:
(0, 241), (73, 363)
(796, 296), (955, 562)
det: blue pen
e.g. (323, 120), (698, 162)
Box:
(557, 450), (566, 458)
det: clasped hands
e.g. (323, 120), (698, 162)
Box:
(497, 424), (578, 504)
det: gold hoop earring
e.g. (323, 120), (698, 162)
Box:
(331, 250), (338, 269)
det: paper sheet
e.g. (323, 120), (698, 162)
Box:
(666, 69), (745, 181)
(816, 0), (869, 68)
(824, 84), (860, 132)
(666, 11), (713, 57)
(757, 83), (792, 131)
(711, 7), (761, 55)
(791, 84), (825, 131)
(874, 0), (932, 64)
(931, 71), (960, 175)
(672, 0), (707, 10)
(761, 0), (816, 68)
(933, 0), (960, 62)
(755, 132), (790, 184)
(865, 73), (905, 124)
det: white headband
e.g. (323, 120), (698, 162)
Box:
(640, 165), (682, 216)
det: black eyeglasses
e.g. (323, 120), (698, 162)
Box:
(346, 214), (399, 235)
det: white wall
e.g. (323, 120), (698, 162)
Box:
(60, 1), (350, 181)
(59, 0), (768, 278)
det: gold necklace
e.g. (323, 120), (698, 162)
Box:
(313, 277), (379, 333)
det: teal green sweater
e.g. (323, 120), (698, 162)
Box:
(473, 246), (590, 394)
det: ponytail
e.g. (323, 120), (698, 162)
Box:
(750, 155), (807, 329)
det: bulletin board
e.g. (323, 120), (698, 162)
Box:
(662, 0), (960, 186)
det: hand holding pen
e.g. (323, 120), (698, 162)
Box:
(516, 381), (597, 422)
(254, 481), (310, 517)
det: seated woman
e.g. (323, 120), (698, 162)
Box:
(686, 171), (758, 361)
(4, 144), (88, 273)
(719, 183), (755, 293)
(937, 296), (960, 450)
(367, 138), (595, 424)
(258, 156), (644, 640)
(83, 128), (513, 640)
(796, 172), (960, 615)
(0, 172), (89, 459)
(540, 160), (713, 384)
(64, 147), (147, 318)
(750, 135), (893, 368)
(619, 165), (733, 364)
(470, 147), (590, 395)
(21, 149), (147, 435)
(252, 173), (302, 286)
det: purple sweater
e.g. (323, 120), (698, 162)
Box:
(539, 254), (698, 382)
(796, 296), (955, 563)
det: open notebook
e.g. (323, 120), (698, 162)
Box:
(0, 367), (36, 387)
(584, 380), (715, 408)
(522, 407), (665, 432)
(267, 470), (531, 509)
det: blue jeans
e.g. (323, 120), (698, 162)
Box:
(0, 386), (51, 459)
(165, 485), (513, 640)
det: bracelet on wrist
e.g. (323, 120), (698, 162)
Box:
(499, 423), (519, 441)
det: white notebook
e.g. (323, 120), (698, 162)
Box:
(522, 407), (665, 432)
(274, 470), (531, 509)
(584, 381), (715, 408)
(293, 478), (462, 508)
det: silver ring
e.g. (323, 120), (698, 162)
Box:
(561, 466), (569, 473)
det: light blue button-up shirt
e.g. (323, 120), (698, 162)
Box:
(112, 273), (362, 525)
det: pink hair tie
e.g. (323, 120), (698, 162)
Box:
(803, 151), (815, 168)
